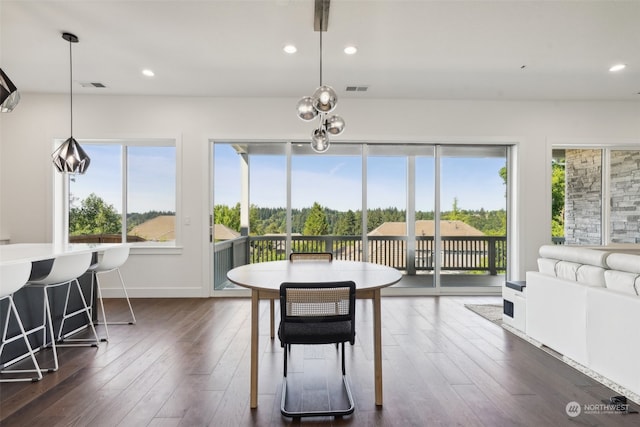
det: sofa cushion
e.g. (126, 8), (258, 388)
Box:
(604, 270), (640, 295)
(537, 258), (558, 276)
(539, 245), (610, 268)
(576, 265), (606, 287)
(606, 253), (640, 274)
(556, 261), (581, 281)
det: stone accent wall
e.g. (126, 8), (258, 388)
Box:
(610, 150), (640, 243)
(564, 149), (640, 244)
(564, 149), (602, 245)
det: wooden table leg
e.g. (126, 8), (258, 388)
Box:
(250, 290), (259, 408)
(373, 289), (383, 406)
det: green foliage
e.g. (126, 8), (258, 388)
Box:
(69, 193), (121, 236)
(367, 207), (404, 232)
(213, 165), (512, 238)
(464, 209), (507, 236)
(415, 211), (435, 220)
(334, 210), (357, 235)
(551, 162), (565, 237)
(499, 166), (507, 185)
(213, 203), (507, 237)
(214, 203), (241, 232)
(303, 202), (329, 235)
(443, 197), (462, 221)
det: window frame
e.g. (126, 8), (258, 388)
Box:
(210, 139), (514, 296)
(550, 142), (640, 246)
(53, 137), (182, 252)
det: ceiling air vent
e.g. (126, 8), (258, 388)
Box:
(346, 85), (369, 92)
(79, 82), (107, 88)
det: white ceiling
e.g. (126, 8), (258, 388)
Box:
(1, 0), (639, 101)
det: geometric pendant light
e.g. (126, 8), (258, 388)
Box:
(295, 0), (345, 153)
(52, 32), (91, 174)
(0, 67), (20, 112)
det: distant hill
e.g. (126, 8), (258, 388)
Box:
(130, 215), (175, 241)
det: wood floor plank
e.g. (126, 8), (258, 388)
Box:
(2, 296), (640, 426)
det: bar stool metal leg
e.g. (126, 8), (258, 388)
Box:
(56, 279), (100, 347)
(0, 295), (44, 382)
(1, 261), (44, 381)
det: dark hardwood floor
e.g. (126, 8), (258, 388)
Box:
(1, 296), (638, 426)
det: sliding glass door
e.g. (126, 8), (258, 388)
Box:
(367, 145), (409, 274)
(211, 141), (510, 294)
(414, 148), (436, 288)
(291, 143), (362, 256)
(438, 146), (508, 288)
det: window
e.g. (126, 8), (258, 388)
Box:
(609, 150), (640, 243)
(291, 143), (362, 255)
(367, 145), (408, 270)
(66, 138), (177, 246)
(439, 146), (507, 286)
(212, 140), (512, 294)
(552, 147), (640, 245)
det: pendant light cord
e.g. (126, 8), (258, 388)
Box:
(69, 37), (73, 138)
(319, 1), (324, 87)
(317, 0), (325, 130)
(319, 29), (323, 87)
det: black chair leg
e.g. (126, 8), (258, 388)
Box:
(283, 345), (288, 377)
(280, 342), (355, 418)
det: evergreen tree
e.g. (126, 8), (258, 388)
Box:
(334, 209), (357, 235)
(354, 210), (363, 235)
(249, 204), (263, 235)
(303, 202), (329, 235)
(367, 208), (384, 232)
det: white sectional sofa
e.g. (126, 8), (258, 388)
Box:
(526, 245), (640, 401)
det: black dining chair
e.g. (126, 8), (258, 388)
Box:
(267, 252), (334, 340)
(278, 281), (356, 418)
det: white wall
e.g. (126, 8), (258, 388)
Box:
(1, 93), (639, 296)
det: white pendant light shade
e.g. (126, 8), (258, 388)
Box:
(0, 68), (20, 113)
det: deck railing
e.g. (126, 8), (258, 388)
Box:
(213, 235), (507, 290)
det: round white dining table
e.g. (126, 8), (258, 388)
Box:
(227, 259), (402, 409)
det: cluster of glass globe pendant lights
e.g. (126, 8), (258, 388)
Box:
(295, 27), (345, 153)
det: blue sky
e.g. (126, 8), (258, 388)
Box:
(70, 145), (176, 213)
(215, 144), (507, 212)
(70, 143), (506, 214)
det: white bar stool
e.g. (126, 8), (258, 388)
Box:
(26, 251), (99, 371)
(0, 261), (43, 382)
(89, 246), (135, 342)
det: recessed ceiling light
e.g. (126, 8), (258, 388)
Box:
(142, 69), (155, 77)
(344, 46), (358, 55)
(283, 44), (297, 54)
(609, 64), (626, 72)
